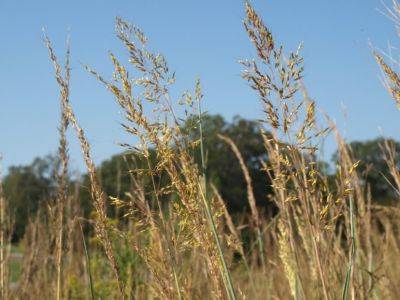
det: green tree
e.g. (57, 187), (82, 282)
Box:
(185, 114), (274, 213)
(3, 156), (55, 240)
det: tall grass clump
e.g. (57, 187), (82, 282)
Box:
(84, 17), (237, 299)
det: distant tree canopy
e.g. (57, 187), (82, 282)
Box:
(3, 156), (56, 241)
(184, 114), (273, 211)
(3, 115), (400, 241)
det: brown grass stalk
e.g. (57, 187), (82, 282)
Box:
(44, 35), (126, 298)
(218, 134), (265, 268)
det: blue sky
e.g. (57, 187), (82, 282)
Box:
(0, 0), (399, 172)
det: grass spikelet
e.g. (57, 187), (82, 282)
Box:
(277, 219), (297, 299)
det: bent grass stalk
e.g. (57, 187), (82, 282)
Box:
(218, 134), (265, 269)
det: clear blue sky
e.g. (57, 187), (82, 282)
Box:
(0, 0), (399, 172)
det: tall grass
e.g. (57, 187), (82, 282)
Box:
(2, 2), (400, 299)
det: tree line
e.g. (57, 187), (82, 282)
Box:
(3, 114), (400, 241)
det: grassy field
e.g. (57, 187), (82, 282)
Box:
(2, 2), (400, 299)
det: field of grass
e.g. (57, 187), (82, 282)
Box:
(2, 2), (400, 299)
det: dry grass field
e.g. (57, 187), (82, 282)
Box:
(2, 2), (400, 299)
